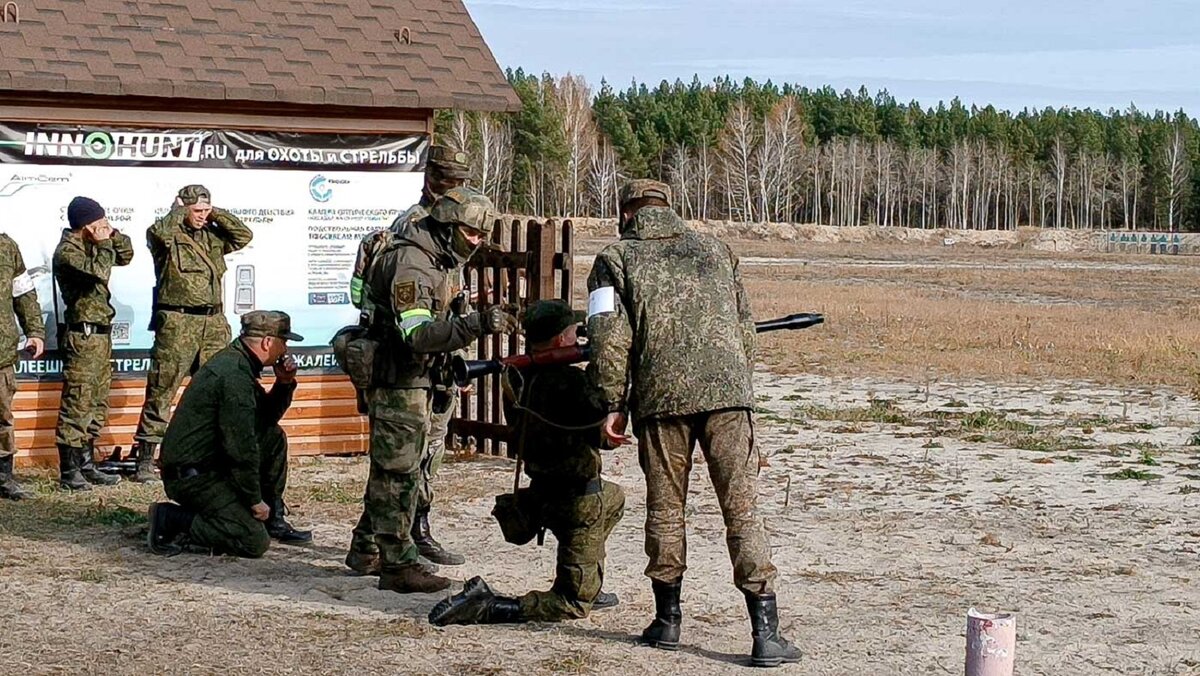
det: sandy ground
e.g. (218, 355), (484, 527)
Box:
(3, 370), (1200, 675)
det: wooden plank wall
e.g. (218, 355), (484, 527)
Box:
(14, 374), (365, 467)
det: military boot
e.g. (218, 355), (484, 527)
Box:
(147, 501), (196, 556)
(266, 498), (313, 544)
(0, 454), (33, 500)
(132, 441), (160, 484)
(79, 442), (120, 486)
(640, 578), (682, 650)
(428, 576), (523, 626)
(58, 445), (91, 492)
(412, 506), (464, 565)
(745, 592), (803, 668)
(593, 590), (620, 610)
(378, 562), (452, 594)
(344, 549), (381, 576)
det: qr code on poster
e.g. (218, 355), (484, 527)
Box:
(112, 322), (131, 345)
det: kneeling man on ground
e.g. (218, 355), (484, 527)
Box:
(148, 310), (312, 557)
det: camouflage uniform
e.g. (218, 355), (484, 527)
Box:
(587, 181), (800, 665)
(53, 227), (134, 450)
(0, 235), (45, 493)
(428, 300), (623, 627)
(133, 185), (253, 480)
(347, 186), (512, 593)
(151, 312), (305, 558)
(348, 146), (473, 567)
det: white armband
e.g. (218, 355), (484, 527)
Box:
(588, 286), (616, 317)
(11, 272), (33, 297)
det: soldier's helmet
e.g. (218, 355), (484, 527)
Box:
(427, 145), (472, 180)
(429, 186), (496, 236)
(618, 179), (671, 209)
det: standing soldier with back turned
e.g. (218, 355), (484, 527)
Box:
(586, 180), (802, 668)
(0, 231), (44, 500)
(53, 196), (132, 491)
(130, 185), (252, 484)
(349, 145), (473, 565)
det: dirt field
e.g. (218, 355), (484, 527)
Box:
(4, 242), (1200, 675)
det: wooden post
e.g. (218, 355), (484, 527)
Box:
(965, 608), (1015, 676)
(526, 220), (556, 303)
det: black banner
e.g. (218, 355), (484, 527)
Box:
(0, 123), (428, 172)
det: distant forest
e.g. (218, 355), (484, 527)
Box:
(434, 70), (1198, 231)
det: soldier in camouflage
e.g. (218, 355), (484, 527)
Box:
(146, 310), (311, 557)
(0, 232), (45, 501)
(586, 180), (802, 668)
(349, 145), (474, 566)
(345, 186), (517, 594)
(131, 184), (253, 484)
(52, 197), (132, 491)
(429, 300), (622, 626)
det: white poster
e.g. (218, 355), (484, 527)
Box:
(0, 124), (428, 379)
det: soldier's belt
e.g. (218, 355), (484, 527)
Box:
(157, 304), (223, 316)
(66, 322), (111, 335)
(159, 465), (207, 481)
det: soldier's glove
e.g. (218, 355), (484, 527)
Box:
(481, 305), (518, 335)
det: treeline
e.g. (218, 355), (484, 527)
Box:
(435, 70), (1200, 230)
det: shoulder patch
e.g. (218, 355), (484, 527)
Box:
(395, 280), (417, 308)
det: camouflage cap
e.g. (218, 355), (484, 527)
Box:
(522, 299), (586, 344)
(618, 179), (671, 208)
(429, 186), (496, 236)
(177, 184), (212, 206)
(241, 310), (303, 342)
(427, 145), (471, 180)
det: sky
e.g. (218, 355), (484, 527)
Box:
(464, 0), (1200, 115)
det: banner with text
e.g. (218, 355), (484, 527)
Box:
(0, 123), (428, 380)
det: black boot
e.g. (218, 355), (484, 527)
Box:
(745, 592), (803, 668)
(593, 590), (620, 610)
(428, 576), (523, 626)
(640, 579), (682, 650)
(412, 506), (464, 565)
(132, 441), (160, 484)
(266, 498), (313, 544)
(79, 442), (120, 486)
(147, 501), (196, 555)
(0, 454), (32, 500)
(58, 445), (91, 492)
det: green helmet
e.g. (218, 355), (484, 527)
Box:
(427, 145), (472, 180)
(430, 186), (496, 236)
(176, 184), (212, 206)
(618, 179), (671, 209)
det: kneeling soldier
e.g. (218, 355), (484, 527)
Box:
(147, 310), (311, 557)
(429, 300), (624, 626)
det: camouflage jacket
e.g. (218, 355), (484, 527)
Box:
(53, 228), (134, 325)
(350, 197), (432, 310)
(503, 362), (606, 493)
(146, 206), (252, 309)
(0, 235), (45, 369)
(586, 206), (755, 423)
(160, 339), (296, 507)
(362, 217), (482, 389)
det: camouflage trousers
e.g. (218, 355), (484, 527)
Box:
(418, 388), (455, 510)
(349, 387), (429, 570)
(637, 408), (777, 594)
(55, 330), (113, 449)
(0, 365), (16, 460)
(517, 479), (625, 622)
(163, 425), (289, 558)
(135, 311), (230, 444)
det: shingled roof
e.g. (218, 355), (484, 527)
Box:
(0, 0), (520, 112)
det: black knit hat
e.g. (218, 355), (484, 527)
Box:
(67, 196), (105, 230)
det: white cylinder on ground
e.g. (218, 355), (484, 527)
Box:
(965, 608), (1016, 676)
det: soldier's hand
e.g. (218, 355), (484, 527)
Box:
(274, 354), (298, 384)
(481, 305), (518, 335)
(23, 337), (44, 359)
(601, 412), (632, 447)
(251, 502), (270, 522)
(86, 221), (113, 242)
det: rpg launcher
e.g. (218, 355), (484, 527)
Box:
(451, 312), (824, 386)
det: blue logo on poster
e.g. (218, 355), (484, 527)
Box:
(309, 292), (349, 305)
(309, 175), (332, 202)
